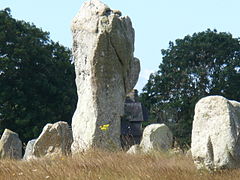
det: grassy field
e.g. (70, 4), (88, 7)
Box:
(0, 150), (240, 180)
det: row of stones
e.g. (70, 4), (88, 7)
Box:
(2, 95), (239, 172)
(0, 121), (72, 160)
(128, 95), (240, 171)
(0, 122), (173, 160)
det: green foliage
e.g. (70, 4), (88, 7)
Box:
(0, 8), (77, 142)
(140, 29), (240, 146)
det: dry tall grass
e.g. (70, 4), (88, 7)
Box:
(0, 150), (239, 180)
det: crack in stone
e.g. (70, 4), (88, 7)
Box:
(109, 37), (124, 66)
(109, 36), (127, 93)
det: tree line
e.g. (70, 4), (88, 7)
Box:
(0, 8), (77, 142)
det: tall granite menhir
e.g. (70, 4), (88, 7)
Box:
(71, 0), (140, 152)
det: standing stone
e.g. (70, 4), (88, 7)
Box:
(0, 129), (22, 159)
(32, 121), (73, 157)
(140, 124), (173, 153)
(191, 96), (240, 170)
(23, 139), (36, 160)
(71, 0), (140, 152)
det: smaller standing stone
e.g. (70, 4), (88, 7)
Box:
(23, 139), (36, 160)
(191, 95), (240, 170)
(0, 129), (22, 159)
(32, 121), (73, 157)
(127, 144), (141, 154)
(140, 124), (173, 153)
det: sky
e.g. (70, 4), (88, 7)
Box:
(1, 0), (240, 91)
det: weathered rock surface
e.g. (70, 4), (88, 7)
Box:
(140, 124), (173, 153)
(32, 121), (73, 157)
(191, 95), (240, 170)
(23, 139), (36, 160)
(0, 129), (22, 159)
(71, 0), (140, 152)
